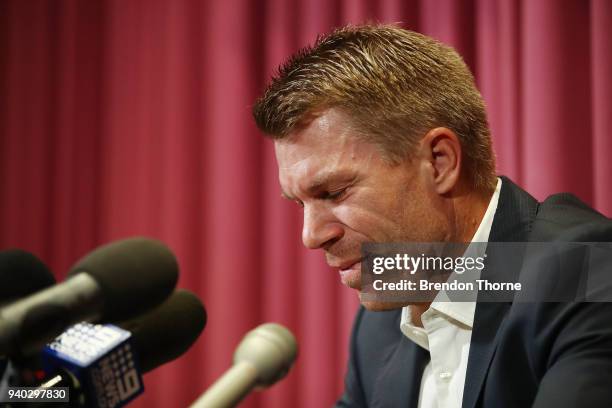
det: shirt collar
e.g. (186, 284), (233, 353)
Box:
(470, 177), (502, 245)
(400, 178), (502, 342)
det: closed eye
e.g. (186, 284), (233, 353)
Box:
(319, 188), (347, 201)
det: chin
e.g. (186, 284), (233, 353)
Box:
(359, 299), (409, 311)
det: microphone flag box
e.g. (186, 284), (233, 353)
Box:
(42, 322), (144, 408)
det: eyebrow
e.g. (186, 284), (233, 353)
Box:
(281, 170), (357, 200)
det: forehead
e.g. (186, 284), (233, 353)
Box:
(274, 110), (379, 182)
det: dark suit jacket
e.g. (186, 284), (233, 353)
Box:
(336, 176), (612, 408)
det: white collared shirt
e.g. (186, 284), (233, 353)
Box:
(400, 178), (502, 408)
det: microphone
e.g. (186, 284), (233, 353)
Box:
(0, 250), (56, 402)
(189, 323), (298, 408)
(0, 249), (56, 304)
(118, 289), (207, 372)
(26, 289), (206, 407)
(0, 237), (179, 356)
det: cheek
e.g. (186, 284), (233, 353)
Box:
(332, 200), (404, 241)
(331, 181), (439, 242)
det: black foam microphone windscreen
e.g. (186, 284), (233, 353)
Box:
(0, 249), (55, 304)
(68, 237), (179, 321)
(119, 289), (207, 373)
(0, 237), (179, 356)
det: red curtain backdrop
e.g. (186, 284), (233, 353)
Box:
(1, 1), (611, 407)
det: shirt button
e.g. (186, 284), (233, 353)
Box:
(439, 371), (452, 380)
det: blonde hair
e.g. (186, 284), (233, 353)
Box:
(253, 24), (496, 190)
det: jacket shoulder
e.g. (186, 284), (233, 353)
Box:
(532, 192), (612, 241)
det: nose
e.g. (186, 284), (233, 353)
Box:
(301, 203), (344, 249)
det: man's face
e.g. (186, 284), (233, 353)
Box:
(275, 109), (447, 310)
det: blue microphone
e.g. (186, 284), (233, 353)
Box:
(18, 289), (206, 408)
(41, 322), (143, 408)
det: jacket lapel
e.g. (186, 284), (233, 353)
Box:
(462, 177), (539, 408)
(371, 335), (430, 408)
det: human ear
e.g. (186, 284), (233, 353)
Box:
(419, 127), (462, 195)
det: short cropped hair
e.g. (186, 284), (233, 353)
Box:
(253, 24), (496, 191)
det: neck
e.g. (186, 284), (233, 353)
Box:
(411, 183), (495, 328)
(447, 183), (495, 242)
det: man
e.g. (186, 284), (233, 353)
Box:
(252, 24), (612, 407)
